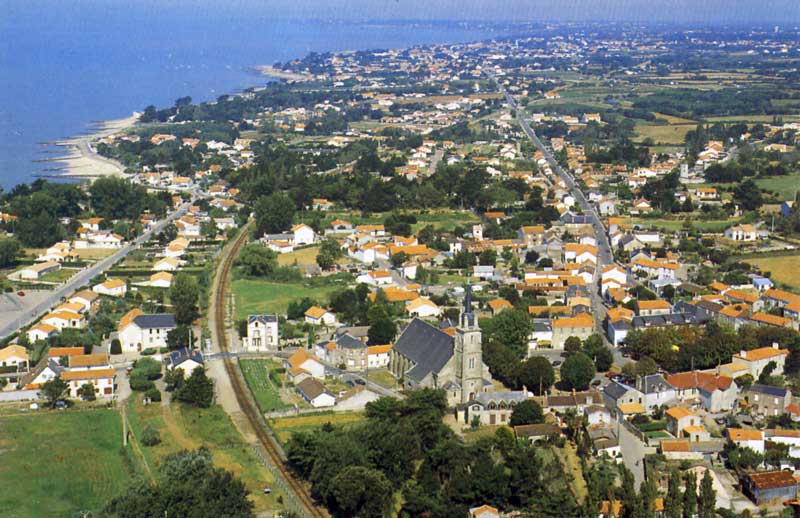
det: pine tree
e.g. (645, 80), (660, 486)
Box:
(639, 476), (657, 518)
(682, 471), (697, 518)
(665, 469), (683, 518)
(698, 469), (716, 518)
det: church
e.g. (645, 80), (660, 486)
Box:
(389, 287), (494, 406)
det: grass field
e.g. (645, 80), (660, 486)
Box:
(126, 400), (280, 513)
(744, 253), (800, 290)
(39, 268), (78, 283)
(367, 368), (397, 388)
(756, 173), (800, 200)
(240, 359), (292, 412)
(629, 217), (736, 232)
(0, 409), (134, 517)
(232, 279), (339, 319)
(634, 122), (695, 144)
(268, 412), (365, 444)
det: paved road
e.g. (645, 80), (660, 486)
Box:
(488, 73), (623, 358)
(617, 419), (646, 488)
(0, 195), (199, 340)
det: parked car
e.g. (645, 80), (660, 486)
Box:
(552, 360), (562, 367)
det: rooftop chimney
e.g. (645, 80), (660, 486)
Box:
(773, 342), (779, 349)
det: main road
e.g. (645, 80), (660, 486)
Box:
(487, 72), (623, 359)
(0, 193), (199, 340)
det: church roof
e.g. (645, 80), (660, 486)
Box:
(394, 318), (454, 383)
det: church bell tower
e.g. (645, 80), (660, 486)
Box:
(456, 281), (483, 404)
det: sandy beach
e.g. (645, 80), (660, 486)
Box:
(49, 114), (138, 179)
(256, 65), (314, 82)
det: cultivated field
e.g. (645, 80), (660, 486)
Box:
(0, 409), (133, 517)
(240, 359), (292, 412)
(232, 279), (339, 320)
(268, 412), (365, 444)
(744, 253), (800, 290)
(756, 173), (800, 200)
(633, 122), (695, 145)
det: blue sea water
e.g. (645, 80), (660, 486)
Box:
(0, 2), (509, 190)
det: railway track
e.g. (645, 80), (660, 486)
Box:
(212, 225), (327, 518)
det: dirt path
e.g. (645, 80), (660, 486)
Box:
(160, 404), (196, 450)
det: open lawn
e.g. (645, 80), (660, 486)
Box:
(232, 279), (339, 320)
(240, 359), (292, 412)
(126, 400), (280, 513)
(269, 412), (365, 444)
(633, 122), (695, 145)
(0, 409), (134, 517)
(744, 253), (800, 290)
(367, 368), (397, 388)
(75, 248), (117, 260)
(39, 268), (77, 283)
(629, 217), (736, 232)
(276, 246), (349, 267)
(756, 173), (800, 200)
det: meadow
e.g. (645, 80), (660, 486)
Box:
(268, 412), (365, 445)
(756, 172), (800, 200)
(232, 278), (340, 320)
(744, 253), (800, 290)
(0, 409), (134, 518)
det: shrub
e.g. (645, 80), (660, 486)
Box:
(146, 387), (162, 402)
(134, 357), (163, 380)
(110, 339), (122, 355)
(141, 425), (161, 447)
(129, 371), (155, 392)
(140, 347), (157, 355)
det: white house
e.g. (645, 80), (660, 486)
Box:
(26, 323), (58, 343)
(244, 314), (279, 351)
(0, 345), (29, 370)
(367, 344), (392, 369)
(41, 310), (85, 331)
(167, 348), (204, 376)
(725, 224), (760, 242)
(147, 272), (173, 288)
(405, 297), (441, 318)
(356, 270), (393, 286)
(304, 306), (336, 326)
(118, 309), (177, 353)
(153, 257), (183, 271)
(284, 349), (325, 381)
(728, 428), (764, 454)
(19, 261), (61, 280)
(92, 278), (127, 297)
(295, 378), (335, 408)
(292, 224), (316, 246)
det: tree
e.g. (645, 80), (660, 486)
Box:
(200, 218), (219, 238)
(733, 179), (763, 211)
(368, 317), (397, 345)
(141, 425), (161, 446)
(0, 238), (21, 268)
(518, 356), (555, 395)
(103, 448), (253, 517)
(483, 309), (534, 358)
(509, 399), (544, 426)
(167, 324), (192, 350)
(682, 471), (697, 518)
(40, 377), (68, 408)
(175, 367), (214, 407)
(479, 249), (497, 266)
(665, 469), (683, 518)
(255, 193), (295, 236)
(329, 466), (393, 518)
(170, 272), (200, 326)
(583, 335), (614, 372)
(390, 251), (408, 269)
(236, 244), (277, 277)
(698, 469), (716, 518)
(77, 383), (96, 401)
(110, 338), (122, 355)
(564, 336), (583, 354)
(636, 356), (659, 376)
(560, 352), (596, 391)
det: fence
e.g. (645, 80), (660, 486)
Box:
(249, 444), (312, 518)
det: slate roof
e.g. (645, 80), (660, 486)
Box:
(336, 333), (366, 350)
(168, 348), (204, 368)
(603, 381), (635, 401)
(748, 383), (789, 398)
(248, 314), (277, 324)
(474, 391), (527, 406)
(296, 378), (332, 401)
(133, 314), (176, 329)
(394, 318), (454, 383)
(640, 374), (672, 394)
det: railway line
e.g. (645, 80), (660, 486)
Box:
(211, 225), (327, 518)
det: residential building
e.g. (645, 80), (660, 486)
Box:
(0, 345), (29, 370)
(92, 278), (127, 297)
(746, 384), (792, 418)
(244, 314), (279, 351)
(19, 261), (60, 280)
(284, 348), (325, 382)
(665, 371), (738, 412)
(118, 309), (176, 352)
(304, 306), (336, 326)
(456, 391), (528, 426)
(295, 378), (335, 408)
(732, 344), (789, 378)
(167, 348), (204, 375)
(550, 312), (594, 349)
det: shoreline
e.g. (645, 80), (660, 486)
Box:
(256, 65), (314, 82)
(45, 115), (138, 180)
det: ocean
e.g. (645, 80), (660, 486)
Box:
(0, 2), (511, 190)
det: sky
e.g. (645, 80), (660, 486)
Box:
(119, 0), (799, 25)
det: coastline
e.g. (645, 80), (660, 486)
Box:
(256, 65), (314, 82)
(47, 115), (138, 180)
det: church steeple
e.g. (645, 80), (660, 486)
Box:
(460, 275), (477, 329)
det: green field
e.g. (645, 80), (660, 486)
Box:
(125, 400), (280, 513)
(40, 268), (77, 283)
(240, 359), (292, 412)
(744, 253), (800, 290)
(232, 279), (339, 319)
(367, 368), (397, 388)
(0, 409), (134, 517)
(630, 218), (735, 232)
(634, 122), (696, 145)
(756, 172), (800, 200)
(268, 412), (365, 445)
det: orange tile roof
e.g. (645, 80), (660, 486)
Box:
(661, 440), (690, 452)
(666, 371), (733, 392)
(765, 288), (800, 304)
(637, 299), (671, 310)
(47, 347), (84, 357)
(617, 402), (645, 414)
(666, 407), (694, 420)
(304, 306), (328, 319)
(606, 307), (634, 323)
(367, 344), (392, 355)
(61, 367), (115, 381)
(69, 354), (110, 368)
(734, 346), (789, 362)
(552, 312), (594, 328)
(488, 298), (512, 311)
(683, 425), (707, 434)
(728, 428), (763, 441)
(750, 312), (789, 327)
